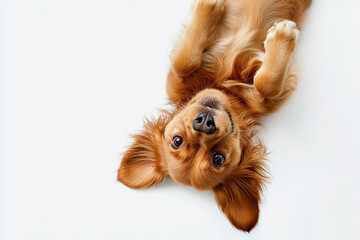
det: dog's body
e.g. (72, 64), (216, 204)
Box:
(118, 0), (311, 232)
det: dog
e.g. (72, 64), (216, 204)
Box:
(117, 0), (311, 232)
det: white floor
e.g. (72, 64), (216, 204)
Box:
(1, 0), (360, 239)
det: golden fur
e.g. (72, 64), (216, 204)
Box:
(117, 0), (311, 232)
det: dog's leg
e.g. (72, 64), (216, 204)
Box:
(171, 0), (224, 77)
(254, 20), (299, 99)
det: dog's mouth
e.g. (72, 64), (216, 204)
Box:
(226, 111), (234, 133)
(198, 96), (222, 110)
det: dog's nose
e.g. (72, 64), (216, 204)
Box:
(193, 111), (216, 134)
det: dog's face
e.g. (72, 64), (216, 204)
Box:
(117, 88), (267, 231)
(163, 89), (241, 190)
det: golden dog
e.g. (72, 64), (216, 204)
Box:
(117, 0), (312, 231)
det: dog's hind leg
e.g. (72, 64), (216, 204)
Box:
(171, 0), (224, 77)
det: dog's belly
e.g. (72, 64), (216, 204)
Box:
(199, 0), (301, 83)
(198, 0), (267, 83)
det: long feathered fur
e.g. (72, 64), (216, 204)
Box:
(118, 0), (312, 232)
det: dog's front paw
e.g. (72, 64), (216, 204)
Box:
(264, 20), (299, 54)
(195, 0), (224, 19)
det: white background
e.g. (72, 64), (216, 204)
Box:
(1, 0), (360, 239)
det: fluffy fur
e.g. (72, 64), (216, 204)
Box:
(117, 0), (311, 232)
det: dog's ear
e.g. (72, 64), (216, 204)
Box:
(117, 116), (170, 189)
(213, 139), (268, 232)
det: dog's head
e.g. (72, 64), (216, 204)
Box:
(117, 89), (267, 231)
(163, 89), (240, 190)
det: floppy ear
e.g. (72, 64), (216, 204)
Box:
(213, 139), (268, 232)
(117, 117), (169, 189)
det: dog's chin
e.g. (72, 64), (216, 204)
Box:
(197, 95), (223, 110)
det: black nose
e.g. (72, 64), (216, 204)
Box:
(192, 111), (216, 134)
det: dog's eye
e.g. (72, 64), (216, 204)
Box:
(171, 135), (184, 149)
(212, 152), (225, 167)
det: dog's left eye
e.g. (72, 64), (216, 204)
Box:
(171, 135), (184, 149)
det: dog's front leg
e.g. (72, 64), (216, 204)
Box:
(171, 0), (224, 77)
(254, 20), (299, 99)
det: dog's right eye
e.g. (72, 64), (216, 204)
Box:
(212, 152), (226, 167)
(171, 135), (184, 149)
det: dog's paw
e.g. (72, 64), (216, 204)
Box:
(195, 0), (224, 18)
(264, 20), (299, 53)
